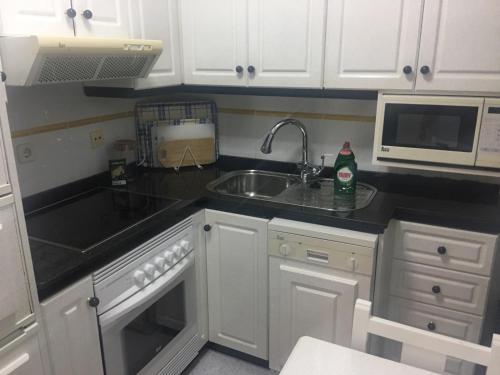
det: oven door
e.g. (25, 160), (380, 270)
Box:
(99, 253), (198, 375)
(374, 95), (484, 166)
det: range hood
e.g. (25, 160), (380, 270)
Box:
(0, 36), (163, 86)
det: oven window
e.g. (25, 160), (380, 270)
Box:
(382, 104), (478, 152)
(123, 282), (186, 374)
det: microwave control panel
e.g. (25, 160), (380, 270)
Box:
(476, 98), (500, 168)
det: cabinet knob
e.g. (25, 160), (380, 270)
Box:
(403, 65), (412, 74)
(82, 9), (93, 19)
(247, 65), (256, 74)
(1, 72), (6, 82)
(203, 224), (212, 232)
(66, 8), (77, 18)
(235, 65), (243, 74)
(420, 65), (431, 75)
(88, 296), (100, 308)
(427, 321), (436, 331)
(432, 285), (441, 294)
(437, 246), (447, 255)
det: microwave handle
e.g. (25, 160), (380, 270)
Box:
(98, 253), (195, 330)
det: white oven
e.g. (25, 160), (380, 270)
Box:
(373, 94), (500, 170)
(92, 218), (204, 375)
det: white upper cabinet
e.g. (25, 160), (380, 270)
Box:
(324, 0), (423, 90)
(247, 0), (326, 88)
(180, 0), (325, 88)
(72, 0), (131, 37)
(416, 0), (500, 93)
(130, 0), (181, 89)
(180, 0), (247, 86)
(0, 0), (75, 36)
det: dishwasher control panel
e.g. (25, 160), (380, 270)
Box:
(268, 230), (375, 275)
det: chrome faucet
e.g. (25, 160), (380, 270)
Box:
(260, 118), (323, 183)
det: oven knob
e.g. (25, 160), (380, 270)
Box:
(143, 263), (155, 277)
(154, 256), (165, 270)
(133, 270), (146, 284)
(173, 245), (182, 258)
(180, 239), (190, 253)
(164, 250), (175, 265)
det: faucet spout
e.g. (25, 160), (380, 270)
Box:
(260, 118), (318, 183)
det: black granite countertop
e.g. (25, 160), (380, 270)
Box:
(24, 155), (500, 300)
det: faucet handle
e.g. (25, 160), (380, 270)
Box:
(320, 154), (335, 169)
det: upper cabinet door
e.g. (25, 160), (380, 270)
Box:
(416, 0), (500, 93)
(130, 0), (182, 89)
(72, 0), (131, 37)
(247, 0), (327, 88)
(324, 0), (423, 90)
(0, 0), (75, 36)
(180, 0), (248, 86)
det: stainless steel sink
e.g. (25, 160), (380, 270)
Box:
(207, 170), (377, 211)
(206, 170), (300, 200)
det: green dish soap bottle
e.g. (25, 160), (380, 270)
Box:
(333, 141), (358, 195)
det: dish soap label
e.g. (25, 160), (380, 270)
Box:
(333, 142), (358, 195)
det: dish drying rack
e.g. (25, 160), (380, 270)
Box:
(135, 99), (219, 170)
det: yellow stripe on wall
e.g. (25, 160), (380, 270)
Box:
(11, 106), (375, 139)
(11, 111), (135, 139)
(218, 107), (375, 123)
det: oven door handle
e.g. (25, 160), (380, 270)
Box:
(99, 252), (194, 331)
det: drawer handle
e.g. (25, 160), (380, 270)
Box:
(437, 246), (447, 255)
(427, 321), (436, 331)
(432, 285), (441, 294)
(0, 353), (29, 375)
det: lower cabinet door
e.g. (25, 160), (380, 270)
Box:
(205, 210), (269, 359)
(269, 257), (358, 371)
(387, 297), (482, 375)
(40, 276), (104, 375)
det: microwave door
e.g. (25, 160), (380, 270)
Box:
(377, 99), (482, 166)
(476, 99), (500, 169)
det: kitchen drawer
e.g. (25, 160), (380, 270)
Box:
(0, 195), (33, 342)
(393, 221), (497, 276)
(0, 133), (10, 196)
(388, 297), (482, 342)
(0, 325), (45, 375)
(387, 297), (481, 375)
(390, 260), (489, 315)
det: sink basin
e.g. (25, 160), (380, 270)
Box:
(207, 170), (377, 211)
(206, 170), (300, 200)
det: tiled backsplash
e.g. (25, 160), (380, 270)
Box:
(6, 84), (136, 197)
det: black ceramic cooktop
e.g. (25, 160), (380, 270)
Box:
(26, 187), (179, 253)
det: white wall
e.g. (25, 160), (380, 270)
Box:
(210, 94), (380, 170)
(6, 84), (136, 197)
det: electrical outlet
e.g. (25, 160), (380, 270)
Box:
(16, 143), (35, 163)
(90, 129), (104, 148)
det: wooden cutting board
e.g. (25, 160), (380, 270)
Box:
(157, 138), (216, 168)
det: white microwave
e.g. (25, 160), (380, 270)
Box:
(373, 94), (500, 171)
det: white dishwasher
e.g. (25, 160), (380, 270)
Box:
(268, 218), (378, 371)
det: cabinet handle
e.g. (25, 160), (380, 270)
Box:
(247, 65), (256, 74)
(420, 65), (431, 75)
(427, 321), (436, 331)
(432, 285), (441, 294)
(402, 65), (412, 74)
(88, 296), (100, 307)
(437, 246), (447, 255)
(66, 8), (77, 18)
(203, 224), (211, 232)
(82, 9), (93, 19)
(235, 65), (243, 74)
(1, 72), (6, 82)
